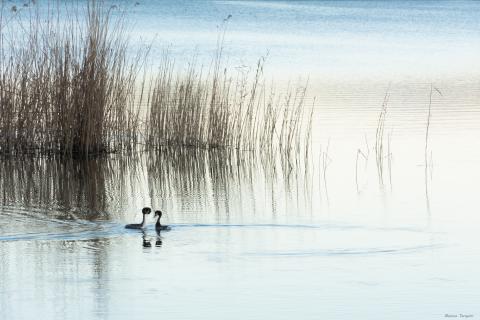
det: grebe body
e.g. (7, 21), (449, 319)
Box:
(125, 207), (151, 229)
(154, 210), (171, 231)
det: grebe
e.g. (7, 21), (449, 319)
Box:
(125, 207), (151, 229)
(154, 210), (171, 231)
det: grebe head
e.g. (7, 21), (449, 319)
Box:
(142, 207), (151, 215)
(154, 210), (162, 218)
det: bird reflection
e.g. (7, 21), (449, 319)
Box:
(155, 229), (163, 247)
(142, 230), (152, 248)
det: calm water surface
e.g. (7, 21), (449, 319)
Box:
(1, 1), (479, 319)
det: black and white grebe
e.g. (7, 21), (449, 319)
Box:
(154, 210), (171, 231)
(125, 207), (151, 229)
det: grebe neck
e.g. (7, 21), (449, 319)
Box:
(156, 215), (161, 226)
(141, 214), (147, 227)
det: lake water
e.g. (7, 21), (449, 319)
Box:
(1, 1), (479, 319)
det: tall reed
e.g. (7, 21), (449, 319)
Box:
(374, 90), (389, 185)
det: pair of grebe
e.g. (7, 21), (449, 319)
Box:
(125, 207), (170, 231)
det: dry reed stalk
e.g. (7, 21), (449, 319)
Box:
(355, 148), (368, 193)
(375, 90), (389, 186)
(425, 85), (441, 167)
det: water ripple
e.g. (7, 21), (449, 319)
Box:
(244, 244), (446, 257)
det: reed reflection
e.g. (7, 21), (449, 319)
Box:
(0, 146), (313, 225)
(145, 147), (313, 221)
(0, 156), (135, 220)
(155, 229), (163, 247)
(0, 238), (113, 320)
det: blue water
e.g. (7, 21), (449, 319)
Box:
(122, 0), (480, 80)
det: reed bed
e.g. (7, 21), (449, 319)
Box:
(0, 1), (314, 160)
